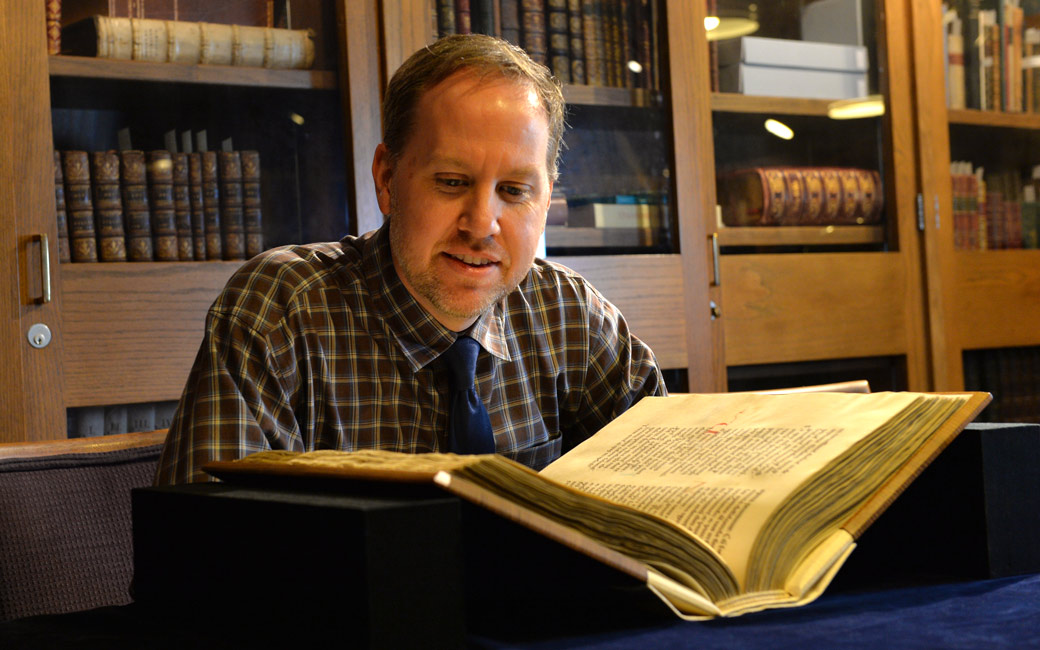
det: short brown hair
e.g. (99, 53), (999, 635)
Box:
(382, 34), (565, 180)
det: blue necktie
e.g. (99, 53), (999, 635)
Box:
(444, 336), (495, 454)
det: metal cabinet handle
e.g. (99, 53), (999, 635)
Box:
(34, 233), (51, 304)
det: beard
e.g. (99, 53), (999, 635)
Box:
(387, 201), (526, 326)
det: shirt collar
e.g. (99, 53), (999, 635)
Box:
(362, 223), (513, 371)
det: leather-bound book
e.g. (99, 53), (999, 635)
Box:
(240, 150), (264, 259)
(54, 150), (71, 263)
(717, 167), (884, 227)
(200, 151), (223, 260)
(188, 152), (207, 260)
(499, 0), (520, 45)
(171, 153), (195, 260)
(147, 150), (179, 261)
(470, 0), (495, 35)
(582, 0), (606, 86)
(566, 0), (587, 84)
(455, 0), (472, 34)
(437, 0), (457, 37)
(89, 150), (128, 262)
(61, 150), (99, 263)
(119, 150), (154, 261)
(217, 151), (246, 260)
(520, 0), (548, 66)
(547, 0), (572, 82)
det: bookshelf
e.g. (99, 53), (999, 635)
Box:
(912, 0), (1040, 423)
(1, 0), (383, 442)
(710, 0), (931, 393)
(8, 1), (1038, 442)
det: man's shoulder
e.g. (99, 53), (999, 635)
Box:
(510, 257), (598, 314)
(213, 237), (367, 322)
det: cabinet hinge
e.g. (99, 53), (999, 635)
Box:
(916, 193), (925, 232)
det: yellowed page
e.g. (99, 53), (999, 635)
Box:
(540, 391), (929, 587)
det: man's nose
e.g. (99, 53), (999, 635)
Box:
(459, 185), (502, 240)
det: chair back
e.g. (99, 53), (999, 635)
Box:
(0, 430), (166, 621)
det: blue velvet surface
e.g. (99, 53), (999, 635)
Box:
(476, 573), (1040, 649)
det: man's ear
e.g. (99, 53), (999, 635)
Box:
(372, 143), (394, 215)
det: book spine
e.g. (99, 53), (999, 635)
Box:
(470, 0), (495, 35)
(89, 150), (128, 262)
(520, 0), (548, 66)
(147, 150), (179, 261)
(718, 167), (884, 227)
(218, 151), (247, 260)
(62, 150), (99, 263)
(566, 0), (586, 84)
(437, 0), (457, 37)
(53, 150), (71, 263)
(500, 0), (520, 45)
(172, 152), (195, 260)
(240, 150), (264, 259)
(547, 0), (572, 83)
(582, 0), (605, 86)
(46, 0), (61, 55)
(188, 152), (207, 260)
(200, 151), (224, 260)
(455, 0), (472, 34)
(963, 0), (982, 109)
(619, 0), (634, 88)
(119, 150), (154, 261)
(604, 0), (621, 87)
(131, 17), (169, 62)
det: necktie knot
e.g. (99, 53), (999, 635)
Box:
(445, 336), (480, 390)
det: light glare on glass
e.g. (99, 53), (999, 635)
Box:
(765, 119), (794, 140)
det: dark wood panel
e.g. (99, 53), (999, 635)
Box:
(551, 255), (687, 369)
(61, 262), (241, 406)
(721, 253), (910, 366)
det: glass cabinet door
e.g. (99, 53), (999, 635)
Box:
(707, 0), (932, 393)
(43, 0), (367, 437)
(915, 0), (1040, 420)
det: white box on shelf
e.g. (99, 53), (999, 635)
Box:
(718, 63), (868, 100)
(717, 36), (868, 73)
(801, 0), (867, 46)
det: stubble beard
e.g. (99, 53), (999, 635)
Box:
(387, 202), (522, 325)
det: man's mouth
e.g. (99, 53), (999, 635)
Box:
(447, 253), (495, 267)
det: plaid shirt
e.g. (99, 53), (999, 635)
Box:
(155, 224), (664, 484)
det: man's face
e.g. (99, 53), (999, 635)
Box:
(373, 70), (554, 332)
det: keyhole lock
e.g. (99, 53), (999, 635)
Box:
(27, 323), (52, 349)
(710, 300), (721, 320)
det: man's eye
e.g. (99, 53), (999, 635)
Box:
(437, 178), (466, 188)
(500, 185), (527, 198)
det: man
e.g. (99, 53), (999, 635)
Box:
(155, 34), (664, 485)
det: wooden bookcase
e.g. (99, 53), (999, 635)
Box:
(1, 1), (380, 442)
(5, 1), (1037, 442)
(908, 0), (1040, 415)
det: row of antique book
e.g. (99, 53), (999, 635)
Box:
(943, 1), (1040, 112)
(950, 160), (1040, 250)
(434, 0), (660, 90)
(54, 148), (264, 264)
(67, 400), (178, 438)
(715, 166), (884, 227)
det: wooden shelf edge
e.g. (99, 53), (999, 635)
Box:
(59, 260), (245, 279)
(711, 92), (835, 116)
(49, 54), (337, 90)
(562, 83), (658, 108)
(717, 225), (884, 247)
(948, 107), (1040, 129)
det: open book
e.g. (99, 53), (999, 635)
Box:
(204, 390), (990, 619)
